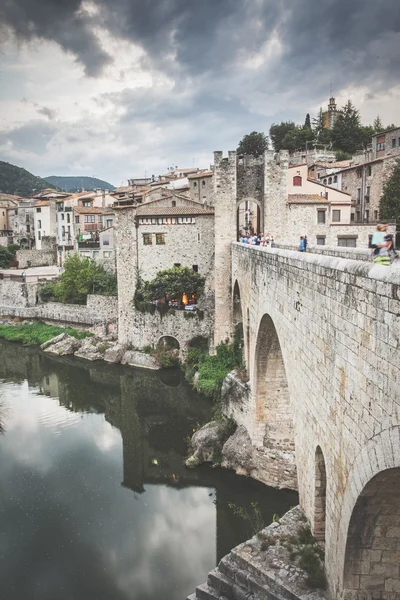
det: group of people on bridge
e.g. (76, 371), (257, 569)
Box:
(238, 232), (276, 247)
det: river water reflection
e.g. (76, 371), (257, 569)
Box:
(0, 340), (297, 600)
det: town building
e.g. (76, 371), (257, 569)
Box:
(34, 201), (57, 250)
(55, 197), (76, 266)
(8, 198), (36, 248)
(188, 171), (214, 205)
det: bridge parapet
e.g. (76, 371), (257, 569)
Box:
(231, 242), (400, 599)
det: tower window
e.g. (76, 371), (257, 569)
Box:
(293, 176), (302, 186)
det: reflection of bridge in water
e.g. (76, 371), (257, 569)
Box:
(0, 340), (297, 562)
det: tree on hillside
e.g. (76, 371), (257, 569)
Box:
(331, 100), (363, 154)
(359, 125), (375, 149)
(373, 116), (383, 133)
(237, 131), (269, 156)
(379, 160), (400, 225)
(304, 113), (311, 129)
(312, 108), (325, 134)
(269, 122), (296, 152)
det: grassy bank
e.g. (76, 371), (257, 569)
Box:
(0, 322), (92, 346)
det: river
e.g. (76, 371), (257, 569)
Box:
(0, 339), (297, 600)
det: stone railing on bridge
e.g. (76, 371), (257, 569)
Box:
(272, 242), (373, 261)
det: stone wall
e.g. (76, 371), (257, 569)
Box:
(117, 307), (213, 359)
(17, 248), (57, 268)
(0, 278), (117, 331)
(232, 243), (400, 598)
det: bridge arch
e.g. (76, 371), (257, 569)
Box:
(313, 446), (327, 542)
(253, 314), (294, 450)
(156, 335), (180, 351)
(232, 280), (243, 326)
(335, 426), (400, 597)
(343, 468), (400, 599)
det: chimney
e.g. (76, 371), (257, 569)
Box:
(102, 189), (105, 208)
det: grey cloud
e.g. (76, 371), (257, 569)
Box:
(0, 120), (58, 154)
(37, 106), (57, 120)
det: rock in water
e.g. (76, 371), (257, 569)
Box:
(104, 343), (127, 364)
(221, 425), (254, 475)
(43, 334), (82, 356)
(185, 420), (235, 468)
(40, 332), (67, 350)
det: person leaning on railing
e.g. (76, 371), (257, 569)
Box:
(371, 224), (391, 266)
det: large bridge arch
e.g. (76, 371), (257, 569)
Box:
(252, 313), (294, 450)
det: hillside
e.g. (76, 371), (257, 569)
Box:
(0, 161), (56, 197)
(45, 175), (115, 192)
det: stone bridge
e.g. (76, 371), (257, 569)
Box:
(227, 243), (400, 600)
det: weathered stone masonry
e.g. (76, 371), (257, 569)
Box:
(231, 243), (400, 599)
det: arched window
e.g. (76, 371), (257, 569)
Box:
(323, 178), (327, 185)
(172, 200), (176, 207)
(333, 175), (337, 183)
(193, 181), (197, 188)
(328, 177), (332, 185)
(293, 176), (302, 186)
(202, 180), (206, 187)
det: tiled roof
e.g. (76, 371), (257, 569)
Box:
(74, 207), (114, 214)
(187, 171), (213, 179)
(288, 194), (330, 204)
(34, 201), (50, 207)
(136, 206), (214, 217)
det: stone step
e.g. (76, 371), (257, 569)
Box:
(207, 567), (234, 596)
(195, 582), (223, 600)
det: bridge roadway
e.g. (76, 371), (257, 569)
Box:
(229, 242), (400, 600)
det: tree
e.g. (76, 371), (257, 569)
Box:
(335, 150), (352, 161)
(54, 254), (117, 304)
(304, 113), (311, 129)
(269, 122), (296, 152)
(312, 108), (325, 134)
(379, 160), (400, 225)
(373, 116), (383, 133)
(139, 266), (205, 303)
(331, 100), (363, 154)
(359, 125), (375, 149)
(237, 131), (269, 156)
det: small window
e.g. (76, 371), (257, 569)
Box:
(338, 237), (357, 247)
(143, 234), (152, 245)
(332, 210), (341, 222)
(367, 165), (372, 176)
(106, 219), (113, 228)
(158, 218), (163, 224)
(83, 201), (91, 207)
(156, 233), (165, 245)
(356, 211), (360, 222)
(38, 231), (41, 240)
(328, 177), (332, 185)
(316, 236), (326, 246)
(197, 233), (201, 243)
(67, 214), (70, 223)
(357, 188), (361, 203)
(376, 142), (385, 151)
(84, 215), (95, 223)
(317, 210), (326, 224)
(151, 218), (156, 224)
(392, 138), (396, 148)
(366, 186), (370, 201)
(293, 176), (302, 186)
(103, 251), (112, 258)
(36, 207), (41, 213)
(351, 213), (355, 222)
(38, 220), (41, 228)
(202, 180), (206, 187)
(172, 200), (176, 207)
(374, 210), (378, 220)
(102, 235), (109, 246)
(323, 179), (327, 185)
(75, 216), (80, 224)
(365, 210), (369, 222)
(178, 217), (182, 224)
(61, 213), (64, 220)
(193, 181), (197, 188)
(192, 264), (198, 272)
(333, 175), (337, 183)
(357, 167), (362, 178)
(174, 263), (181, 268)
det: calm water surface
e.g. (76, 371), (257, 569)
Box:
(0, 340), (297, 600)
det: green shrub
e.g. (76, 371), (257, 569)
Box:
(39, 281), (58, 302)
(0, 322), (92, 346)
(54, 254), (117, 304)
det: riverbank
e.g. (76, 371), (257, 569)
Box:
(0, 321), (92, 346)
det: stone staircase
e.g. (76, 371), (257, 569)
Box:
(187, 547), (305, 600)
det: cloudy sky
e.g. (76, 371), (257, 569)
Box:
(1, 0), (399, 186)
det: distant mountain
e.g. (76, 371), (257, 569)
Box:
(45, 176), (115, 192)
(0, 161), (56, 197)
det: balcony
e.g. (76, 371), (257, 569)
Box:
(84, 223), (102, 231)
(78, 241), (100, 249)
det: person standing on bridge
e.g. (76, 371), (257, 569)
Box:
(371, 224), (391, 266)
(299, 236), (305, 252)
(304, 235), (308, 251)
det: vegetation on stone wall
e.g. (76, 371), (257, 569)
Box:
(39, 254), (117, 304)
(185, 324), (244, 400)
(379, 159), (400, 224)
(134, 266), (205, 315)
(0, 244), (20, 269)
(0, 322), (91, 346)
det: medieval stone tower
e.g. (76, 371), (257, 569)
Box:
(213, 149), (289, 347)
